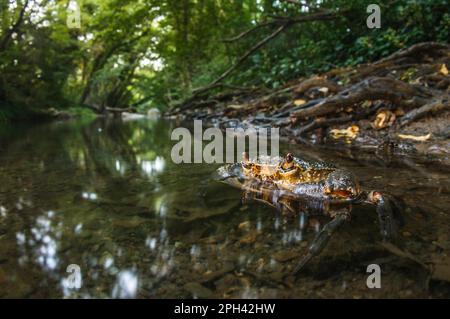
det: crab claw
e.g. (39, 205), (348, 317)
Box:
(367, 191), (398, 240)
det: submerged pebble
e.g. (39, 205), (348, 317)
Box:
(183, 282), (213, 298)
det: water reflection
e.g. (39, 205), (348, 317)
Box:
(112, 270), (139, 299)
(0, 118), (449, 298)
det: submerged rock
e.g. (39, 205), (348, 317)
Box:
(200, 261), (235, 283)
(183, 282), (213, 298)
(274, 250), (300, 263)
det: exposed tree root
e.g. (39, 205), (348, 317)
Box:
(400, 98), (449, 127)
(169, 42), (450, 150)
(290, 77), (430, 120)
(292, 76), (342, 95)
(296, 104), (380, 134)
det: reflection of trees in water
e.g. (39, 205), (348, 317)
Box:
(0, 119), (182, 297)
(7, 119), (444, 297)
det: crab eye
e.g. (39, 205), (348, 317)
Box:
(286, 153), (293, 163)
(280, 153), (295, 172)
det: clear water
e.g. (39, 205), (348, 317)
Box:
(0, 118), (449, 298)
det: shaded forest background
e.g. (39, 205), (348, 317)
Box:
(0, 0), (448, 121)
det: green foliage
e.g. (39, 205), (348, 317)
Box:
(0, 0), (448, 120)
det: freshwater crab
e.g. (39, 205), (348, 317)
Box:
(216, 152), (402, 274)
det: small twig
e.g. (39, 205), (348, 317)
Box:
(193, 23), (290, 96)
(222, 21), (277, 42)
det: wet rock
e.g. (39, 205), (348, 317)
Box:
(402, 231), (412, 237)
(183, 282), (213, 298)
(109, 266), (120, 275)
(274, 250), (299, 263)
(200, 261), (234, 283)
(238, 221), (251, 230)
(268, 271), (284, 282)
(258, 288), (279, 298)
(0, 268), (6, 285)
(214, 274), (239, 292)
(193, 262), (206, 273)
(240, 230), (258, 245)
(255, 258), (265, 271)
(112, 217), (146, 229)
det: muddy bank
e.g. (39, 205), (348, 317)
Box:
(167, 42), (450, 162)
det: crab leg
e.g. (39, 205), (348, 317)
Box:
(293, 211), (350, 275)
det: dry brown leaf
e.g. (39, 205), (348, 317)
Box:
(238, 221), (251, 230)
(394, 108), (405, 116)
(372, 109), (396, 130)
(439, 64), (449, 76)
(227, 104), (246, 110)
(318, 87), (329, 94)
(240, 231), (258, 244)
(398, 133), (431, 141)
(294, 99), (306, 106)
(330, 125), (359, 139)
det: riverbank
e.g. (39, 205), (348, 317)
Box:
(167, 42), (450, 160)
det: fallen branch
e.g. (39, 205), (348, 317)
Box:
(293, 76), (341, 95)
(400, 97), (449, 126)
(291, 77), (430, 120)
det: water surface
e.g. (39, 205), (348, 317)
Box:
(0, 118), (449, 298)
